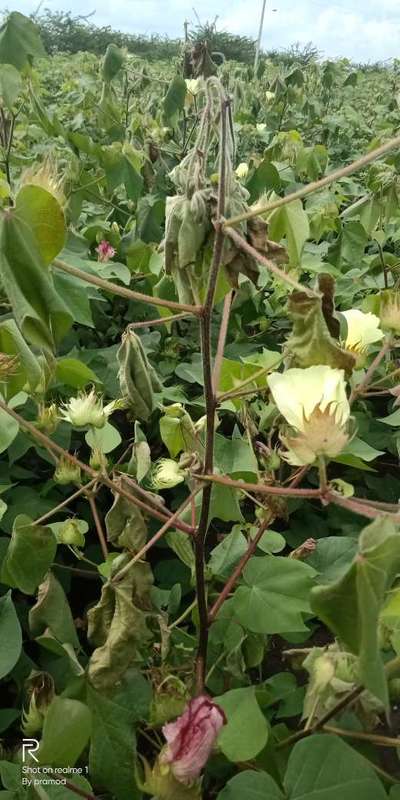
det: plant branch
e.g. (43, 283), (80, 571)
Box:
(111, 488), (200, 584)
(208, 515), (272, 624)
(199, 472), (322, 497)
(349, 337), (393, 404)
(217, 362), (277, 403)
(223, 132), (400, 228)
(224, 225), (319, 296)
(128, 312), (191, 329)
(53, 258), (202, 316)
(0, 399), (194, 535)
(34, 479), (97, 525)
(88, 493), (108, 560)
(194, 95), (229, 695)
(324, 724), (400, 748)
(326, 490), (400, 521)
(212, 289), (234, 393)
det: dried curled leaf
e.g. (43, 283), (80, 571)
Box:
(29, 572), (79, 649)
(87, 559), (153, 691)
(105, 480), (147, 550)
(117, 329), (162, 421)
(223, 213), (288, 288)
(286, 292), (355, 373)
(318, 273), (340, 338)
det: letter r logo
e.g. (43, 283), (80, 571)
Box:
(22, 738), (39, 763)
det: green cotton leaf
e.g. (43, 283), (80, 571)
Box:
(0, 761), (21, 792)
(216, 687), (269, 762)
(0, 212), (73, 350)
(214, 432), (258, 481)
(268, 199), (310, 266)
(342, 437), (384, 462)
(0, 591), (22, 679)
(87, 560), (153, 691)
(37, 697), (92, 768)
(0, 319), (42, 398)
(136, 194), (165, 243)
(306, 537), (358, 584)
(217, 771), (283, 800)
(0, 406), (19, 454)
(0, 709), (19, 734)
(257, 530), (286, 554)
(29, 572), (79, 649)
(165, 531), (195, 572)
(87, 685), (142, 800)
(246, 159), (281, 203)
(232, 556), (316, 634)
(0, 64), (21, 110)
(102, 43), (125, 82)
(15, 184), (66, 266)
(85, 422), (122, 454)
(378, 407), (400, 426)
(55, 357), (99, 389)
(1, 514), (57, 595)
(329, 220), (368, 269)
(284, 734), (387, 799)
(0, 12), (45, 71)
(163, 75), (187, 125)
(159, 407), (200, 458)
(209, 528), (248, 579)
(286, 292), (355, 372)
(105, 484), (147, 550)
(311, 517), (400, 705)
(31, 776), (94, 799)
(209, 484), (244, 523)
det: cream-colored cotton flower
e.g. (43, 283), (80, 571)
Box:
(340, 309), (383, 356)
(256, 123), (267, 133)
(151, 459), (186, 489)
(235, 162), (249, 179)
(60, 388), (117, 429)
(268, 365), (350, 465)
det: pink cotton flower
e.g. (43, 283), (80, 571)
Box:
(96, 240), (116, 262)
(160, 695), (226, 784)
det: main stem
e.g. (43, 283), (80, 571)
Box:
(194, 97), (229, 694)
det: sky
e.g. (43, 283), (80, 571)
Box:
(14, 0), (400, 63)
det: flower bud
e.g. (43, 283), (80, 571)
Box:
(89, 447), (109, 472)
(53, 456), (81, 486)
(159, 695), (226, 784)
(0, 353), (18, 380)
(96, 239), (116, 263)
(57, 519), (85, 547)
(36, 403), (59, 434)
(235, 162), (249, 179)
(379, 290), (400, 333)
(22, 672), (55, 736)
(150, 677), (189, 727)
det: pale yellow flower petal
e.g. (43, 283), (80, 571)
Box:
(341, 309), (383, 355)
